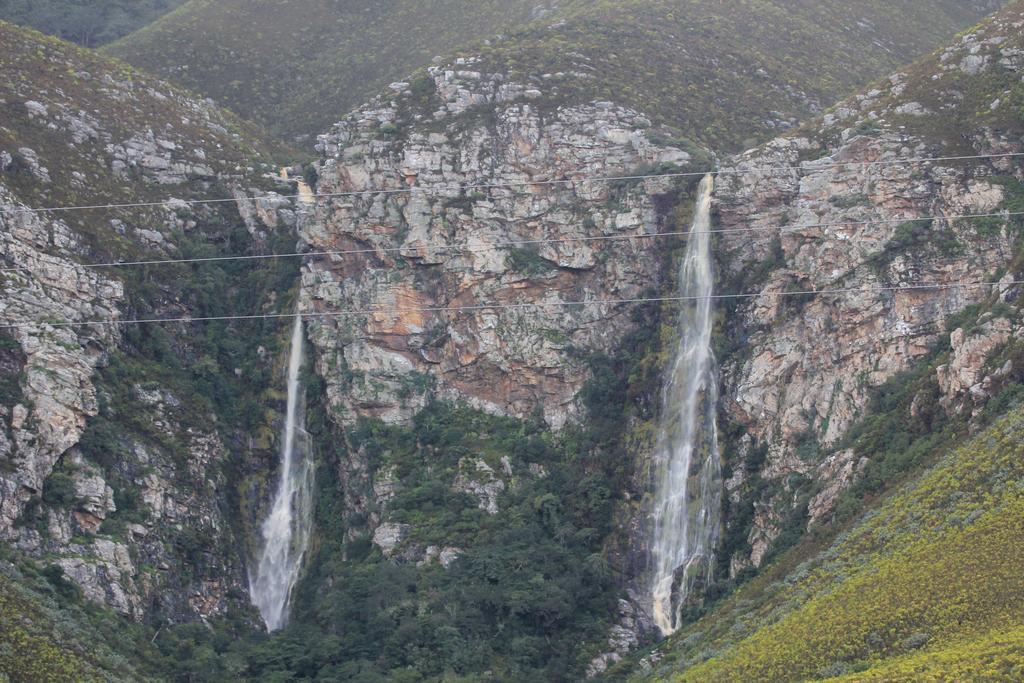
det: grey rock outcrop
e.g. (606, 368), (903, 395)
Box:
(302, 63), (701, 430)
(714, 11), (1024, 554)
(0, 188), (123, 534)
(372, 522), (411, 557)
(0, 33), (302, 623)
(452, 458), (506, 515)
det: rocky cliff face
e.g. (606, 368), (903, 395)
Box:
(302, 61), (701, 430)
(713, 4), (1024, 569)
(295, 9), (1024, 664)
(299, 60), (712, 560)
(0, 181), (255, 621)
(0, 190), (123, 535)
(0, 23), (300, 623)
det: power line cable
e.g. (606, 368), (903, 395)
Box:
(0, 152), (1020, 217)
(3, 209), (1021, 274)
(2, 279), (1017, 331)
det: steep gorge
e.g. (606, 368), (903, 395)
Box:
(1, 1), (1023, 680)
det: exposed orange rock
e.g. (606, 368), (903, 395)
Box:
(368, 285), (430, 336)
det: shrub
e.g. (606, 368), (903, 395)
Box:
(42, 472), (76, 508)
(903, 632), (932, 651)
(506, 246), (556, 275)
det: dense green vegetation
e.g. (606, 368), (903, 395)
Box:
(107, 0), (1000, 147)
(643, 403), (1024, 681)
(0, 549), (150, 681)
(15, 302), (665, 682)
(264, 407), (617, 680)
(0, 0), (185, 46)
(206, 298), (669, 681)
(835, 627), (1024, 681)
(107, 0), (554, 142)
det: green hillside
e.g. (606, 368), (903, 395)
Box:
(464, 0), (1007, 151)
(628, 402), (1024, 681)
(106, 0), (559, 142)
(0, 558), (151, 682)
(0, 20), (285, 256)
(106, 0), (1004, 147)
(0, 0), (185, 47)
(810, 0), (1024, 151)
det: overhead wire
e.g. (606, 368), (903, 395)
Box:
(1, 152), (1020, 330)
(0, 151), (1021, 216)
(1, 279), (1018, 331)
(2, 210), (1022, 274)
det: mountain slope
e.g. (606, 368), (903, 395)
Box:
(0, 20), (307, 638)
(1, 1), (1022, 680)
(106, 0), (1005, 147)
(106, 0), (562, 142)
(624, 404), (1024, 681)
(464, 0), (1008, 150)
(604, 2), (1024, 677)
(0, 0), (186, 47)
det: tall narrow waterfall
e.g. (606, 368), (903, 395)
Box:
(249, 315), (315, 632)
(649, 173), (723, 636)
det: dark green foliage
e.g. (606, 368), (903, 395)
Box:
(851, 119), (882, 137)
(41, 565), (81, 601)
(760, 496), (810, 566)
(129, 394), (630, 681)
(3, 150), (35, 178)
(506, 246), (557, 276)
(780, 278), (817, 318)
(42, 471), (76, 507)
(980, 175), (1024, 237)
(0, 331), (24, 406)
(207, 304), (669, 681)
(0, 0), (186, 46)
(833, 361), (956, 523)
(829, 194), (871, 209)
(714, 443), (767, 581)
(302, 163), (318, 190)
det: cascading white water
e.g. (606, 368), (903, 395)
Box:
(249, 315), (315, 632)
(649, 173), (723, 636)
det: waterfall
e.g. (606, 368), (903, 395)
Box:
(249, 315), (315, 632)
(649, 173), (723, 636)
(279, 166), (315, 205)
